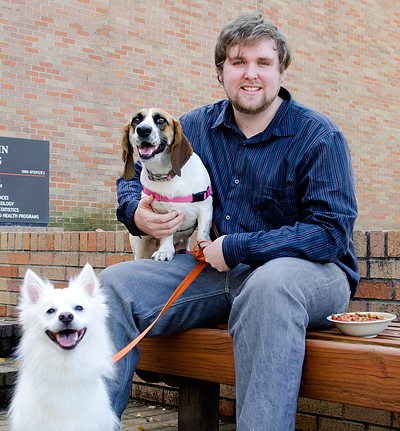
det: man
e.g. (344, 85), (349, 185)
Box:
(100, 11), (359, 431)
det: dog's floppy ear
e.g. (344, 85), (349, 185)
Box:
(20, 269), (46, 304)
(121, 121), (136, 181)
(170, 118), (193, 176)
(74, 263), (99, 297)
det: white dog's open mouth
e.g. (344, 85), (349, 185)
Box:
(46, 328), (87, 350)
(138, 141), (167, 160)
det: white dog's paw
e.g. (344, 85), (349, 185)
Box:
(151, 250), (175, 261)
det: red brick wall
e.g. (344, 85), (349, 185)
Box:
(1, 229), (400, 317)
(1, 0), (399, 231)
(351, 231), (400, 316)
(1, 229), (399, 318)
(0, 229), (133, 316)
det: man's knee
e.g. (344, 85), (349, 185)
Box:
(248, 257), (306, 289)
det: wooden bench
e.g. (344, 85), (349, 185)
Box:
(137, 323), (400, 430)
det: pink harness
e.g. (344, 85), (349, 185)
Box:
(142, 184), (212, 203)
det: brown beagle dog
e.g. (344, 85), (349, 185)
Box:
(121, 108), (213, 261)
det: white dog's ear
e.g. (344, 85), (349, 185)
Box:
(21, 269), (45, 304)
(75, 263), (99, 297)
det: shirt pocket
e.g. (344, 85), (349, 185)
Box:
(255, 184), (298, 227)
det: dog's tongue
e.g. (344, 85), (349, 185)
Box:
(139, 145), (155, 156)
(56, 332), (77, 348)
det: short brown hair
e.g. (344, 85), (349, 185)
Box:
(215, 11), (292, 77)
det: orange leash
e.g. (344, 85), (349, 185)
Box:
(111, 241), (211, 364)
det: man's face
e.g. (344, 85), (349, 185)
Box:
(219, 39), (285, 115)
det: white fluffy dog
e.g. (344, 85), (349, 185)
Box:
(8, 263), (118, 431)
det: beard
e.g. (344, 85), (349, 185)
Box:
(219, 75), (282, 115)
(228, 92), (277, 115)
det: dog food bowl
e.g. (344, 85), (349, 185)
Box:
(327, 312), (396, 337)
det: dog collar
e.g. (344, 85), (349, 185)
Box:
(142, 184), (212, 203)
(146, 168), (176, 182)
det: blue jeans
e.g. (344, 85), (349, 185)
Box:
(99, 254), (350, 431)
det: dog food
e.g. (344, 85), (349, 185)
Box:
(331, 312), (385, 322)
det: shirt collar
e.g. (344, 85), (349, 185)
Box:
(211, 87), (296, 140)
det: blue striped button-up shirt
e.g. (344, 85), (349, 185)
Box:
(116, 87), (360, 297)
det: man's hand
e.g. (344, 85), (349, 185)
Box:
(134, 194), (186, 238)
(203, 235), (229, 272)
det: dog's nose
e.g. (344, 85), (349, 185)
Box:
(136, 124), (152, 138)
(59, 312), (74, 324)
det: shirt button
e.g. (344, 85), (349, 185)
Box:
(234, 179), (240, 185)
(225, 215), (231, 220)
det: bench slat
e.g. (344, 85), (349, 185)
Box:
(301, 338), (400, 411)
(139, 328), (236, 386)
(137, 324), (400, 412)
(307, 323), (400, 348)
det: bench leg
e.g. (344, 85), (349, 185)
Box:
(178, 382), (220, 431)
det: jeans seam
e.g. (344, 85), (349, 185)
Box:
(225, 271), (230, 293)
